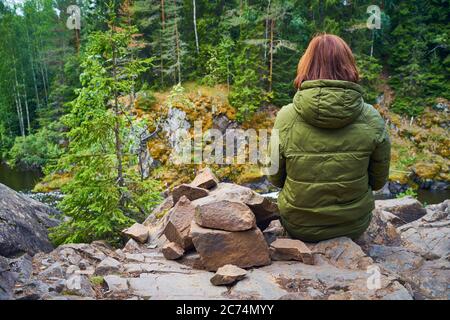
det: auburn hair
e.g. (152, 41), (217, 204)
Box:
(294, 34), (359, 89)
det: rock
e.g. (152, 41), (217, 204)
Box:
(128, 272), (228, 299)
(161, 242), (185, 260)
(210, 264), (247, 286)
(143, 196), (174, 227)
(125, 253), (145, 263)
(190, 221), (271, 271)
(123, 239), (142, 253)
(66, 265), (80, 275)
(314, 237), (373, 270)
(368, 245), (449, 299)
(65, 275), (95, 297)
(190, 167), (219, 190)
(262, 220), (287, 244)
(163, 196), (195, 250)
(356, 209), (401, 249)
(0, 183), (58, 258)
(375, 197), (427, 225)
(270, 239), (314, 265)
(95, 257), (122, 276)
(194, 200), (256, 232)
(227, 261), (412, 300)
(398, 207), (449, 259)
(192, 183), (279, 229)
(40, 262), (65, 279)
(0, 256), (15, 300)
(122, 223), (149, 244)
(172, 184), (209, 204)
(104, 275), (128, 293)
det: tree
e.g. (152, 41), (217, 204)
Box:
(50, 5), (161, 245)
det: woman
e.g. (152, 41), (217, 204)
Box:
(268, 34), (391, 242)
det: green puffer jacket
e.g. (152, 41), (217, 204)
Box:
(268, 80), (391, 242)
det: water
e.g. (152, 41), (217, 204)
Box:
(0, 162), (42, 192)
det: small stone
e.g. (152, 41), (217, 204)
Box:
(78, 259), (89, 271)
(263, 220), (287, 244)
(65, 275), (95, 297)
(95, 257), (122, 276)
(66, 265), (80, 275)
(104, 275), (128, 293)
(195, 200), (256, 231)
(172, 184), (209, 204)
(191, 167), (219, 189)
(122, 223), (149, 243)
(161, 242), (185, 260)
(210, 264), (247, 286)
(123, 239), (142, 253)
(270, 239), (314, 265)
(163, 196), (195, 250)
(40, 262), (65, 278)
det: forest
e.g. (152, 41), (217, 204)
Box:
(0, 0), (448, 245)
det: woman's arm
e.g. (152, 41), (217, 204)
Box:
(368, 129), (391, 191)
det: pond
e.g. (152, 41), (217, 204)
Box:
(0, 162), (43, 192)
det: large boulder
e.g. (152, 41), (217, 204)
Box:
(375, 197), (427, 225)
(0, 183), (58, 258)
(192, 183), (279, 229)
(189, 221), (271, 271)
(194, 200), (256, 232)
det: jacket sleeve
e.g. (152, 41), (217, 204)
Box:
(368, 128), (391, 191)
(266, 140), (287, 188)
(266, 106), (291, 188)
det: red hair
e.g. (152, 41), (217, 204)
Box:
(294, 34), (359, 89)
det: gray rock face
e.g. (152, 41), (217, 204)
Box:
(0, 183), (58, 258)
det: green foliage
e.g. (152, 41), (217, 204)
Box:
(49, 13), (162, 246)
(8, 127), (61, 169)
(355, 54), (383, 104)
(396, 188), (418, 199)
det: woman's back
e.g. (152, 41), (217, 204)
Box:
(267, 34), (391, 242)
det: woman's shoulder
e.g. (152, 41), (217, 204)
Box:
(360, 103), (387, 138)
(274, 103), (297, 129)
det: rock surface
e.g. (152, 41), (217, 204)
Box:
(210, 265), (247, 286)
(190, 221), (271, 271)
(194, 200), (256, 231)
(2, 176), (448, 300)
(0, 183), (58, 258)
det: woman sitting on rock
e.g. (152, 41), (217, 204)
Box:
(268, 33), (391, 242)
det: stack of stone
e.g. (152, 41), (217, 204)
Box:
(140, 167), (315, 274)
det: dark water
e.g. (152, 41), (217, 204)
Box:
(0, 162), (42, 192)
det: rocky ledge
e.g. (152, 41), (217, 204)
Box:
(1, 170), (449, 300)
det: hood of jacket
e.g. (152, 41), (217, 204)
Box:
(293, 79), (365, 129)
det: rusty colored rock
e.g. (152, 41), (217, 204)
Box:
(270, 238), (314, 265)
(163, 196), (195, 250)
(190, 221), (271, 271)
(194, 200), (256, 232)
(191, 167), (219, 190)
(161, 242), (185, 260)
(172, 184), (209, 204)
